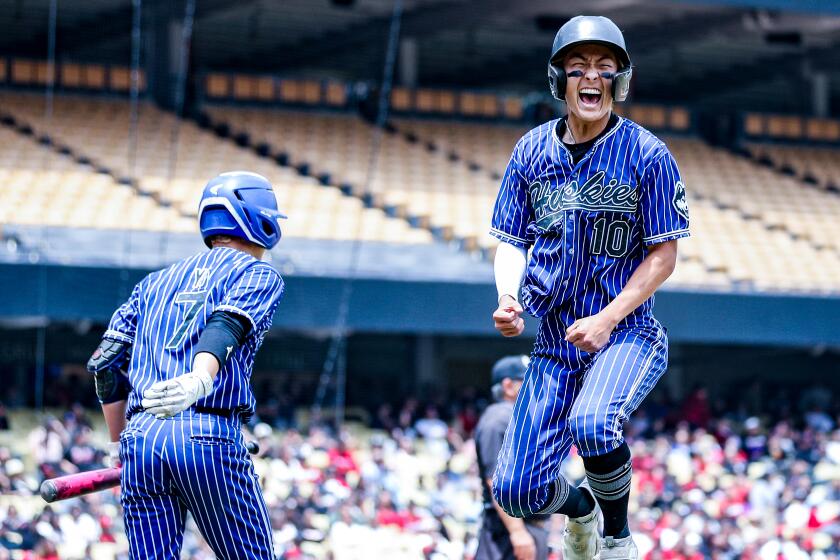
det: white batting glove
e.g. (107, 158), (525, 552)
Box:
(106, 441), (121, 468)
(140, 370), (215, 419)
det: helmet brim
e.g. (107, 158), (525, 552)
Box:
(549, 39), (631, 69)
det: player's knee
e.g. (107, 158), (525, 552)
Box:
(569, 410), (611, 453)
(492, 474), (532, 518)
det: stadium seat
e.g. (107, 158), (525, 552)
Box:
(0, 91), (432, 245)
(60, 63), (84, 88)
(11, 59), (42, 86)
(744, 113), (763, 136)
(199, 104), (840, 291)
(390, 87), (413, 111)
(415, 89), (440, 113)
(108, 66), (135, 92)
(6, 90), (839, 292)
(805, 118), (840, 142)
(325, 82), (348, 107)
(205, 73), (231, 98)
(502, 97), (524, 120)
(766, 115), (803, 140)
(746, 141), (840, 194)
(0, 125), (187, 232)
(668, 107), (691, 131)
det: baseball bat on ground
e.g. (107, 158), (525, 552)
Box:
(40, 440), (261, 503)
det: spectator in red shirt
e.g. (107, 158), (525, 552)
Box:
(681, 385), (711, 429)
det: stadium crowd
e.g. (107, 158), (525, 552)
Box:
(0, 381), (838, 560)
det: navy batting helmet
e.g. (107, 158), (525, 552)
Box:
(198, 171), (286, 250)
(547, 15), (633, 103)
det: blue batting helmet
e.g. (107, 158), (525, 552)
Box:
(198, 171), (286, 250)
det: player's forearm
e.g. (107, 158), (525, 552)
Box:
(602, 240), (678, 325)
(193, 351), (221, 379)
(495, 242), (527, 302)
(488, 479), (528, 531)
(101, 400), (127, 442)
(192, 311), (250, 372)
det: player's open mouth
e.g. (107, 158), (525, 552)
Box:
(579, 88), (602, 108)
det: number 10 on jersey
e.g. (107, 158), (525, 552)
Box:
(591, 216), (630, 257)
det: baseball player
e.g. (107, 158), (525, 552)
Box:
(475, 356), (548, 560)
(489, 15), (689, 560)
(86, 171), (286, 558)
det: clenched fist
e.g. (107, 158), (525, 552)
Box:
(493, 295), (525, 337)
(565, 312), (617, 352)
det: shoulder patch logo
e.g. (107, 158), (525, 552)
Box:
(673, 181), (689, 221)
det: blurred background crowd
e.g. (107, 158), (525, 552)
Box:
(0, 380), (837, 560)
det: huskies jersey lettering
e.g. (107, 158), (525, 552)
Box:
(105, 246), (284, 420)
(491, 116), (689, 322)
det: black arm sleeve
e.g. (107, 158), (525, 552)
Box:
(193, 310), (251, 369)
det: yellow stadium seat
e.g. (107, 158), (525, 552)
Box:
(205, 73), (231, 98)
(744, 114), (764, 136)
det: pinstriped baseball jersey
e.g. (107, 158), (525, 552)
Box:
(490, 116), (689, 321)
(106, 245), (281, 559)
(488, 114), (686, 519)
(105, 246), (284, 421)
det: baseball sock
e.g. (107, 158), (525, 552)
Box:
(536, 476), (596, 518)
(583, 441), (632, 538)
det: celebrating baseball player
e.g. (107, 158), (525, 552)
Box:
(489, 15), (689, 560)
(86, 171), (285, 558)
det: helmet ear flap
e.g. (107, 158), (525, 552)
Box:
(611, 66), (633, 102)
(259, 216), (281, 242)
(547, 63), (566, 101)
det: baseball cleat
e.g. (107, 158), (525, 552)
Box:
(561, 483), (600, 560)
(599, 535), (638, 560)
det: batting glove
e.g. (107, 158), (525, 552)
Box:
(140, 370), (215, 419)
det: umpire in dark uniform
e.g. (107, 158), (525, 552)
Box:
(475, 356), (549, 560)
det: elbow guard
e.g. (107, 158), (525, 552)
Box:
(87, 338), (133, 404)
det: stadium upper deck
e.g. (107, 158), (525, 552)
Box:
(3, 90), (840, 293)
(205, 104), (840, 294)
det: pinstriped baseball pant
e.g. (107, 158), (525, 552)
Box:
(120, 411), (274, 559)
(491, 310), (668, 518)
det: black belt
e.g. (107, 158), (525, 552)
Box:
(130, 406), (237, 420)
(194, 406), (236, 418)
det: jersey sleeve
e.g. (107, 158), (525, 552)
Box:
(638, 149), (690, 246)
(216, 262), (285, 335)
(490, 137), (534, 249)
(104, 279), (144, 343)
